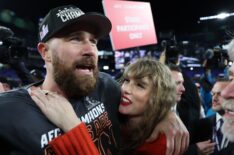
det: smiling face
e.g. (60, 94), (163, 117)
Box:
(118, 58), (176, 127)
(118, 58), (177, 149)
(221, 76), (234, 141)
(47, 28), (99, 98)
(119, 75), (152, 119)
(220, 39), (234, 141)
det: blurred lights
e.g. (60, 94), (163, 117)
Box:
(0, 9), (15, 23)
(199, 12), (234, 21)
(14, 18), (26, 29)
(182, 41), (189, 45)
(0, 9), (35, 31)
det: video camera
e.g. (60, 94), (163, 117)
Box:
(0, 26), (28, 64)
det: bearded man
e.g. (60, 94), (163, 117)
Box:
(218, 39), (234, 154)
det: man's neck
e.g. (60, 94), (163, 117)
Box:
(41, 76), (66, 97)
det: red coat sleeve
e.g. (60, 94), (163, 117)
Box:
(47, 123), (99, 155)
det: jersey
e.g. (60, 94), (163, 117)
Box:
(0, 72), (121, 155)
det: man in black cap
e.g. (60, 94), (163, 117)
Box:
(0, 5), (188, 155)
(0, 4), (121, 155)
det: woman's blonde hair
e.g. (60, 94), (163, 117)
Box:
(120, 57), (177, 151)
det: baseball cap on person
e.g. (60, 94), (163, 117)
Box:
(39, 5), (112, 42)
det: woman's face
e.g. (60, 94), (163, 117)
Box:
(119, 75), (152, 118)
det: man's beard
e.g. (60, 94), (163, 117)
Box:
(52, 55), (98, 99)
(222, 117), (234, 142)
(221, 99), (234, 142)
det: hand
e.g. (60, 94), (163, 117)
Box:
(29, 87), (81, 132)
(146, 111), (189, 155)
(196, 140), (215, 155)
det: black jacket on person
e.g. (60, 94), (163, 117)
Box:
(185, 114), (234, 155)
(177, 71), (201, 132)
(214, 142), (234, 155)
(0, 72), (121, 155)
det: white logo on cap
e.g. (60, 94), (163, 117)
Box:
(40, 24), (49, 40)
(56, 7), (84, 23)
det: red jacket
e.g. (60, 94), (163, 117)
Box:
(47, 124), (166, 155)
(47, 123), (99, 155)
(134, 134), (167, 155)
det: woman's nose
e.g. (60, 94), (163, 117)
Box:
(121, 83), (132, 94)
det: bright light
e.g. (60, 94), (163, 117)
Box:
(199, 12), (234, 21)
(182, 41), (189, 45)
(103, 66), (109, 70)
(217, 12), (229, 19)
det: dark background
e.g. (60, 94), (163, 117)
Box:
(0, 0), (234, 86)
(1, 0), (234, 40)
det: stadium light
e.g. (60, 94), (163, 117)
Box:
(199, 12), (234, 21)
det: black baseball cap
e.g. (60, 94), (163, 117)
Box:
(39, 5), (112, 42)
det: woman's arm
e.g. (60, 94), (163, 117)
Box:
(146, 111), (189, 155)
(30, 88), (99, 155)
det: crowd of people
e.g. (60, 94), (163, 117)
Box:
(0, 3), (234, 155)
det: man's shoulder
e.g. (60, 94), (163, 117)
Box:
(95, 72), (121, 103)
(199, 115), (215, 123)
(0, 88), (27, 97)
(194, 115), (215, 129)
(98, 72), (120, 89)
(98, 72), (115, 81)
(0, 81), (41, 99)
(0, 88), (29, 106)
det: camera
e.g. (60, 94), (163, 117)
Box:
(0, 26), (28, 64)
(0, 36), (28, 64)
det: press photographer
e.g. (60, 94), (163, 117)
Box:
(0, 26), (34, 85)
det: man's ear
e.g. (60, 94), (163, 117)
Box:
(37, 42), (51, 62)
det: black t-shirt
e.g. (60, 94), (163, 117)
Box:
(0, 72), (121, 155)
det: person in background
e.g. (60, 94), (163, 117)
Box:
(200, 67), (214, 114)
(164, 47), (201, 133)
(188, 79), (232, 155)
(216, 39), (234, 154)
(0, 82), (10, 92)
(221, 40), (234, 142)
(206, 79), (228, 117)
(0, 76), (11, 92)
(168, 64), (185, 109)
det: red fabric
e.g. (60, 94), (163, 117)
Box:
(135, 133), (167, 155)
(48, 123), (99, 155)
